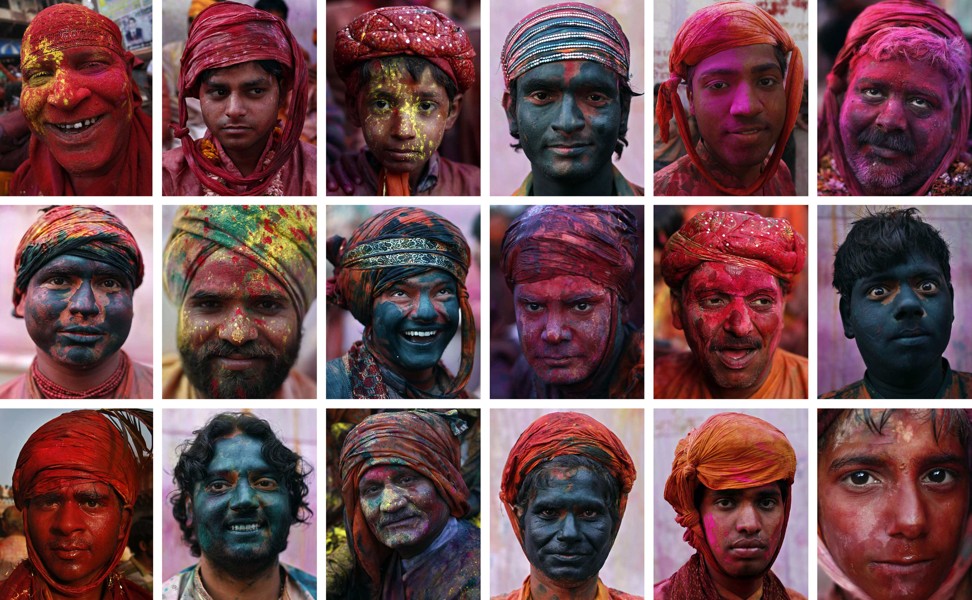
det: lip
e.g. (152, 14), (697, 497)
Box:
(726, 126), (768, 141)
(549, 553), (589, 562)
(870, 559), (936, 577)
(385, 149), (420, 161)
(215, 356), (266, 371)
(45, 114), (107, 145)
(51, 546), (88, 559)
(379, 515), (420, 530)
(713, 347), (758, 369)
(225, 521), (264, 533)
(539, 355), (577, 367)
(57, 328), (105, 344)
(866, 144), (908, 160)
(546, 143), (591, 156)
(891, 329), (930, 345)
(400, 329), (443, 345)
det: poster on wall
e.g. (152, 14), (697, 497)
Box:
(96, 0), (152, 53)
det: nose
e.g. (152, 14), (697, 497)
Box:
(411, 291), (436, 322)
(218, 308), (258, 346)
(729, 83), (762, 118)
(888, 481), (928, 540)
(893, 286), (926, 321)
(723, 299), (754, 337)
(48, 69), (92, 109)
(551, 94), (584, 134)
(391, 109), (416, 140)
(230, 481), (258, 511)
(875, 98), (906, 132)
(736, 501), (762, 535)
(540, 309), (572, 344)
(379, 484), (408, 513)
(51, 501), (85, 536)
(556, 513), (581, 541)
(68, 281), (99, 317)
(226, 92), (246, 118)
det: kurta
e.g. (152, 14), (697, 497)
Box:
(0, 564), (150, 600)
(326, 150), (480, 196)
(160, 564), (316, 600)
(379, 518), (480, 600)
(495, 578), (641, 600)
(654, 555), (804, 600)
(0, 353), (152, 399)
(161, 354), (316, 399)
(820, 363), (972, 399)
(512, 165), (643, 196)
(654, 348), (808, 399)
(654, 142), (796, 196)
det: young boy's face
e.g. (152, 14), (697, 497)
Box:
(355, 59), (461, 182)
(199, 61), (282, 162)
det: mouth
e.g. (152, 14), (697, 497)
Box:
(892, 329), (930, 344)
(871, 558), (935, 576)
(549, 553), (589, 562)
(712, 346), (759, 369)
(866, 144), (909, 160)
(379, 514), (420, 530)
(539, 355), (577, 367)
(401, 329), (442, 345)
(49, 115), (104, 134)
(51, 545), (89, 559)
(385, 149), (421, 161)
(546, 142), (591, 156)
(58, 326), (105, 343)
(215, 355), (267, 371)
(226, 521), (263, 533)
(726, 126), (768, 141)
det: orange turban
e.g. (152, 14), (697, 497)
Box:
(500, 412), (636, 545)
(656, 1), (804, 195)
(188, 0), (217, 19)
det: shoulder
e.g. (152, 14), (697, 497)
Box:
(162, 353), (191, 399)
(776, 348), (808, 370)
(326, 356), (352, 399)
(652, 577), (673, 600)
(770, 161), (796, 195)
(433, 155), (481, 196)
(162, 148), (200, 196)
(490, 594), (518, 600)
(160, 569), (194, 600)
(653, 351), (705, 399)
(786, 587), (807, 600)
(0, 373), (30, 399)
(607, 588), (643, 600)
(297, 141), (317, 196)
(819, 379), (866, 399)
(653, 155), (696, 196)
(283, 563), (317, 598)
(281, 368), (317, 399)
(127, 358), (154, 399)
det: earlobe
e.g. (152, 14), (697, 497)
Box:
(671, 295), (684, 331)
(503, 92), (518, 137)
(445, 93), (463, 129)
(14, 297), (24, 318)
(838, 297), (855, 339)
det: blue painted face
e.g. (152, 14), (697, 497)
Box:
(191, 435), (292, 571)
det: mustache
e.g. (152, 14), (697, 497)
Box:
(199, 339), (281, 360)
(857, 127), (916, 155)
(709, 336), (764, 352)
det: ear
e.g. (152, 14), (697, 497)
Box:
(14, 296), (25, 318)
(838, 296), (855, 339)
(503, 91), (518, 138)
(445, 92), (463, 129)
(185, 497), (194, 527)
(949, 283), (955, 324)
(671, 293), (684, 331)
(618, 86), (630, 140)
(686, 85), (695, 117)
(118, 506), (133, 543)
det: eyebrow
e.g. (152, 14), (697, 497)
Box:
(828, 454), (886, 472)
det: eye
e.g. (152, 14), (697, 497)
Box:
(580, 508), (600, 518)
(587, 92), (609, 104)
(700, 297), (727, 308)
(436, 287), (456, 297)
(918, 280), (939, 294)
(750, 297), (774, 309)
(101, 279), (120, 289)
(861, 88), (884, 100)
(398, 475), (415, 485)
(909, 97), (932, 109)
(254, 478), (278, 490)
(705, 81), (729, 91)
(249, 87), (266, 96)
(758, 76), (780, 87)
(923, 468), (956, 485)
(866, 285), (888, 300)
(46, 276), (69, 286)
(83, 498), (102, 509)
(527, 91), (553, 104)
(713, 497), (734, 509)
(537, 508), (558, 519)
(27, 71), (53, 86)
(757, 497), (779, 510)
(206, 481), (231, 493)
(843, 470), (879, 487)
(524, 302), (543, 312)
(573, 302), (592, 313)
(372, 99), (390, 111)
(255, 300), (283, 313)
(418, 101), (437, 112)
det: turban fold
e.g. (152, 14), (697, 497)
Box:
(164, 205), (317, 317)
(176, 1), (308, 195)
(501, 2), (631, 89)
(13, 206), (144, 312)
(661, 211), (806, 292)
(656, 1), (804, 196)
(340, 410), (469, 589)
(819, 0), (971, 196)
(500, 412), (636, 545)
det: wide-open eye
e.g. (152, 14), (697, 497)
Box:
(918, 280), (939, 294)
(866, 285), (888, 300)
(923, 468), (956, 485)
(843, 470), (879, 487)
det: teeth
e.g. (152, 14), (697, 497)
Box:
(55, 117), (99, 131)
(230, 523), (260, 532)
(404, 330), (436, 338)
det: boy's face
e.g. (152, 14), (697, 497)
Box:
(199, 61), (282, 160)
(355, 59), (461, 183)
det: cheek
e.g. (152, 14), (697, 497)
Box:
(373, 300), (406, 333)
(179, 308), (216, 346)
(22, 86), (47, 127)
(361, 113), (390, 145)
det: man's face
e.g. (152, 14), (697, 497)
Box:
(191, 435), (293, 570)
(357, 464), (451, 559)
(177, 247), (301, 399)
(819, 410), (969, 600)
(371, 270), (460, 376)
(840, 252), (953, 383)
(17, 254), (133, 368)
(513, 275), (614, 387)
(839, 58), (955, 195)
(27, 481), (128, 588)
(699, 484), (785, 580)
(674, 262), (785, 397)
(354, 59), (461, 182)
(688, 44), (786, 176)
(508, 60), (625, 183)
(519, 466), (615, 584)
(199, 61), (282, 163)
(20, 45), (133, 178)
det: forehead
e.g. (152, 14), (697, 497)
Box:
(517, 60), (619, 90)
(851, 252), (946, 286)
(203, 61), (274, 85)
(529, 465), (610, 503)
(693, 43), (781, 78)
(33, 254), (126, 277)
(389, 270), (457, 287)
(682, 262), (782, 296)
(824, 410), (965, 455)
(848, 56), (951, 97)
(207, 434), (271, 472)
(361, 60), (448, 97)
(514, 275), (610, 301)
(359, 463), (425, 484)
(701, 482), (781, 500)
(186, 247), (286, 295)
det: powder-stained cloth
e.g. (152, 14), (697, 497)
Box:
(661, 211), (806, 293)
(512, 166), (643, 196)
(820, 366), (972, 399)
(0, 352), (153, 399)
(655, 1), (804, 196)
(163, 205), (317, 318)
(339, 411), (472, 593)
(819, 0), (971, 196)
(655, 553), (802, 600)
(325, 150), (481, 197)
(500, 2), (631, 89)
(175, 1), (308, 195)
(655, 142), (796, 196)
(654, 348), (808, 400)
(497, 577), (641, 599)
(13, 4), (152, 196)
(13, 206), (144, 311)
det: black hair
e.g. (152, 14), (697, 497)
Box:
(357, 55), (459, 105)
(514, 455), (622, 533)
(832, 208), (951, 301)
(200, 59), (285, 88)
(170, 412), (313, 557)
(255, 0), (289, 21)
(818, 409), (972, 453)
(127, 517), (152, 555)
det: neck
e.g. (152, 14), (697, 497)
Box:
(701, 140), (763, 188)
(551, 322), (626, 398)
(225, 131), (272, 177)
(528, 566), (599, 600)
(50, 587), (105, 600)
(198, 555), (282, 600)
(532, 163), (614, 196)
(710, 354), (775, 399)
(35, 351), (122, 393)
(866, 358), (947, 399)
(704, 556), (762, 599)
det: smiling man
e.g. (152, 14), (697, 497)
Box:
(326, 207), (475, 399)
(822, 208), (972, 399)
(337, 410), (479, 599)
(500, 205), (643, 399)
(819, 0), (972, 196)
(0, 206), (151, 399)
(164, 412), (316, 600)
(13, 4), (152, 196)
(496, 412), (639, 600)
(818, 409), (972, 599)
(163, 1), (314, 195)
(656, 211), (808, 399)
(162, 205), (317, 399)
(656, 412), (803, 600)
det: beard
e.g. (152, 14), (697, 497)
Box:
(178, 332), (301, 399)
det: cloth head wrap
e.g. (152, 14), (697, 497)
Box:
(188, 0), (217, 20)
(500, 412), (636, 545)
(819, 0), (971, 196)
(664, 412), (795, 576)
(501, 2), (630, 90)
(340, 410), (469, 589)
(13, 410), (139, 597)
(656, 1), (804, 196)
(13, 206), (144, 313)
(176, 1), (308, 195)
(335, 6), (476, 124)
(661, 210), (806, 293)
(326, 207), (475, 397)
(164, 205), (317, 318)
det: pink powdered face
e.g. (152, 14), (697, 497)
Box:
(839, 57), (955, 195)
(674, 262), (784, 397)
(819, 410), (969, 600)
(699, 483), (784, 580)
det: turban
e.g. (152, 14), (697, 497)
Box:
(340, 410), (469, 588)
(500, 412), (636, 545)
(13, 206), (144, 312)
(188, 0), (217, 19)
(326, 207), (475, 396)
(661, 211), (806, 292)
(13, 410), (140, 597)
(176, 1), (308, 195)
(164, 205), (317, 318)
(656, 1), (804, 196)
(335, 6), (476, 123)
(819, 0), (971, 196)
(501, 2), (631, 89)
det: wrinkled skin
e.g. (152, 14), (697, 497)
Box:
(673, 262), (784, 398)
(819, 410), (969, 600)
(358, 464), (451, 559)
(839, 58), (955, 195)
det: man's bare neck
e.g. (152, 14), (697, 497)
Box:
(198, 556), (282, 600)
(528, 566), (599, 600)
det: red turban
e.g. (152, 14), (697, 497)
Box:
(339, 410), (469, 589)
(13, 206), (144, 312)
(499, 412), (636, 545)
(656, 1), (804, 196)
(13, 410), (140, 597)
(661, 211), (806, 292)
(819, 0), (971, 196)
(176, 1), (308, 195)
